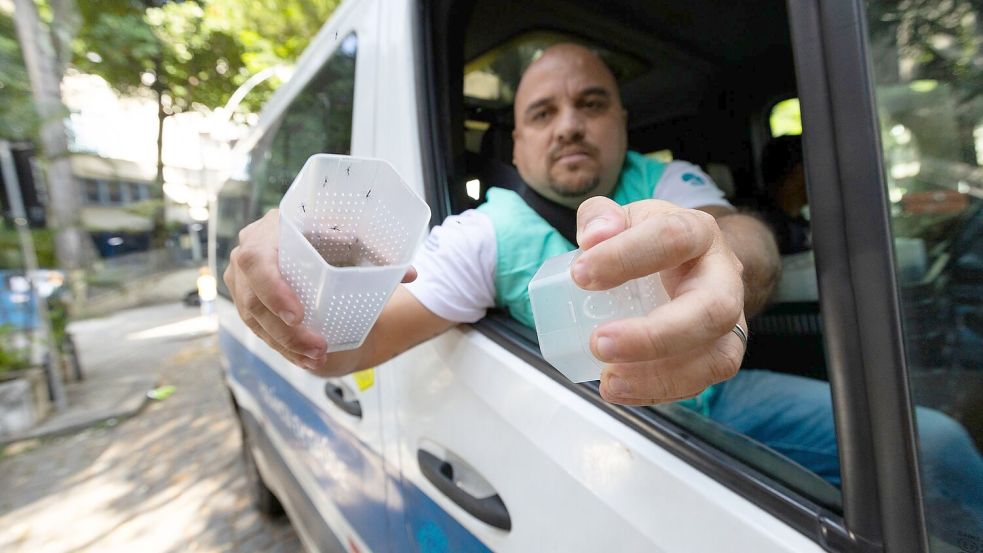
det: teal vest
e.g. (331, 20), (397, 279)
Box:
(477, 151), (717, 414)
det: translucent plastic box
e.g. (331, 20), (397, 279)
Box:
(529, 250), (669, 382)
(278, 154), (431, 352)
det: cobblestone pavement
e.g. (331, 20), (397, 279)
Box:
(0, 306), (303, 553)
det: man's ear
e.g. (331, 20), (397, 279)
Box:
(511, 127), (521, 165)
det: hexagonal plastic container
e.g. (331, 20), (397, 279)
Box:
(278, 154), (431, 352)
(528, 249), (669, 382)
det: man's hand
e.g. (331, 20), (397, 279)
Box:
(223, 209), (417, 372)
(573, 197), (748, 406)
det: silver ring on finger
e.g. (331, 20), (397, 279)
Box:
(731, 323), (748, 350)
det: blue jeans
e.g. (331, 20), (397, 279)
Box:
(707, 369), (983, 544)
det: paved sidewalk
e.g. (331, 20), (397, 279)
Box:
(2, 303), (214, 444)
(0, 303), (302, 552)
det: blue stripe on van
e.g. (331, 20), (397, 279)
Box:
(219, 329), (492, 553)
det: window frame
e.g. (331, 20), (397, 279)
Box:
(416, 0), (876, 551)
(788, 0), (927, 550)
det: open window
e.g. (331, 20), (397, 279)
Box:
(420, 0), (844, 545)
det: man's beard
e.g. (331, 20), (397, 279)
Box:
(548, 140), (602, 198)
(550, 175), (601, 198)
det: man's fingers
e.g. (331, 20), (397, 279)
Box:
(253, 307), (327, 359)
(247, 321), (323, 372)
(402, 266), (418, 283)
(573, 208), (716, 291)
(598, 332), (745, 405)
(238, 284), (326, 358)
(576, 196), (627, 250)
(590, 263), (744, 362)
(235, 213), (304, 326)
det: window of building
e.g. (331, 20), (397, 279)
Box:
(83, 179), (101, 204)
(106, 181), (123, 204)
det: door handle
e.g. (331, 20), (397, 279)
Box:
(324, 382), (362, 418)
(417, 449), (511, 531)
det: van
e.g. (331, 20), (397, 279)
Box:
(210, 0), (983, 551)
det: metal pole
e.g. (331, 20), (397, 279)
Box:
(1, 140), (67, 411)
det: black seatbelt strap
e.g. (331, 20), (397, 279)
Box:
(516, 182), (580, 246)
(468, 152), (581, 245)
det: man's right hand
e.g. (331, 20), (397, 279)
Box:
(224, 208), (418, 372)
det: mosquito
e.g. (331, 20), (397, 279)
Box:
(365, 189), (372, 199)
(346, 166), (351, 176)
(300, 203), (306, 213)
(330, 224), (340, 232)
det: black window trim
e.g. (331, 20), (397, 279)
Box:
(414, 1), (882, 551)
(790, 0), (927, 551)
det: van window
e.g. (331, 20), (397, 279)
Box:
(769, 98), (802, 138)
(456, 0), (841, 515)
(865, 0), (983, 548)
(216, 33), (358, 297)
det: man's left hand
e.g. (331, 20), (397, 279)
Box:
(573, 197), (747, 406)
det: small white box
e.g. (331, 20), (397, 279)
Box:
(278, 154), (431, 352)
(529, 250), (669, 382)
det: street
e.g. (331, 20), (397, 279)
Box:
(0, 304), (302, 553)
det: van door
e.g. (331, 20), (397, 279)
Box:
(366, 0), (830, 551)
(379, 328), (827, 552)
(215, 1), (390, 551)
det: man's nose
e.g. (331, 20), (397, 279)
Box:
(555, 107), (585, 143)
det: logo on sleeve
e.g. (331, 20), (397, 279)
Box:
(681, 172), (707, 186)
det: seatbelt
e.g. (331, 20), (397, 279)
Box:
(516, 181), (580, 246)
(468, 152), (580, 245)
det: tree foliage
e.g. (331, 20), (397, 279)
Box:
(72, 0), (247, 115)
(72, 0), (339, 117)
(203, 0), (339, 112)
(0, 10), (39, 140)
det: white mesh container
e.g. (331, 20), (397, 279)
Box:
(278, 154), (431, 352)
(529, 249), (669, 382)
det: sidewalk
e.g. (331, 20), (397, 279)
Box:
(1, 302), (215, 446)
(0, 302), (301, 552)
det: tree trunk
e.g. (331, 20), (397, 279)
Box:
(12, 0), (90, 307)
(152, 59), (167, 250)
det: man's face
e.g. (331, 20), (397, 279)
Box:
(512, 45), (628, 208)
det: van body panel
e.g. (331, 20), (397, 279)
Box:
(381, 326), (826, 552)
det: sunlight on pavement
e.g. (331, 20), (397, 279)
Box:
(126, 316), (218, 341)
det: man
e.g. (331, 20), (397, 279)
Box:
(224, 43), (779, 406)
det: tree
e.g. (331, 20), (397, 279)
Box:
(72, 0), (247, 246)
(203, 0), (339, 112)
(11, 0), (89, 276)
(0, 10), (38, 141)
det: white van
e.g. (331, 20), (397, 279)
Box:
(211, 0), (983, 551)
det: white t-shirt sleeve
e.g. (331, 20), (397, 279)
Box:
(403, 209), (497, 324)
(653, 160), (733, 210)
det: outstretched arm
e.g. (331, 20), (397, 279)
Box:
(224, 209), (455, 377)
(697, 205), (780, 317)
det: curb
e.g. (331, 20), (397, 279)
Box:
(0, 376), (158, 450)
